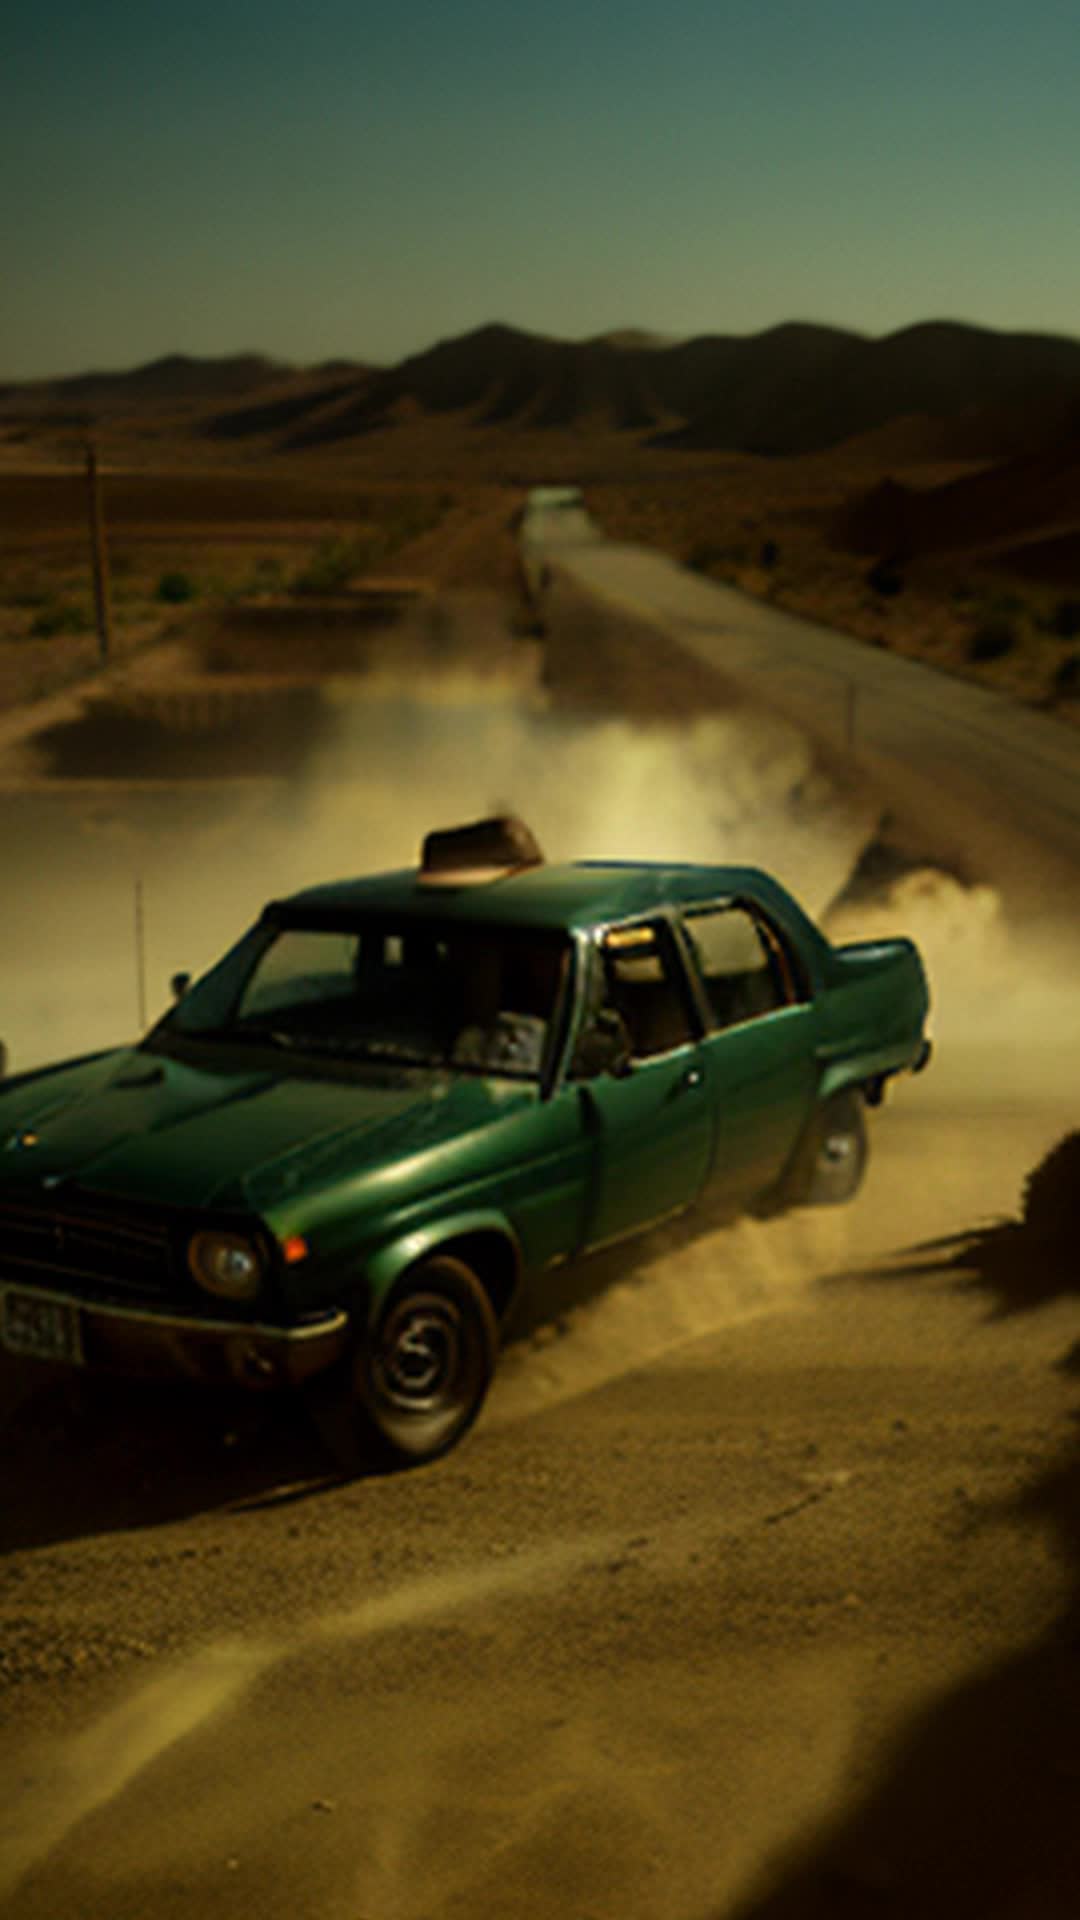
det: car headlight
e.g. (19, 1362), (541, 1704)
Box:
(188, 1230), (264, 1301)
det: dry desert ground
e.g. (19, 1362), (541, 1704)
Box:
(1, 438), (1080, 1920)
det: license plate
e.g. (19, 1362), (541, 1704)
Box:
(0, 1288), (84, 1365)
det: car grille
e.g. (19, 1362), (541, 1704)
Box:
(0, 1190), (177, 1303)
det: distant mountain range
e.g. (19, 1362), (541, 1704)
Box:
(5, 321), (1080, 460)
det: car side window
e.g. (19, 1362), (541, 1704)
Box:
(447, 935), (566, 1077)
(596, 922), (696, 1059)
(682, 906), (800, 1031)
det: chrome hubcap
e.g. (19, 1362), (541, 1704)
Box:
(822, 1131), (854, 1165)
(378, 1300), (461, 1408)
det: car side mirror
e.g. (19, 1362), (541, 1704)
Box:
(170, 971), (192, 1001)
(571, 1008), (633, 1080)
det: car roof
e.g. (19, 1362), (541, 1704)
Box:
(268, 859), (822, 942)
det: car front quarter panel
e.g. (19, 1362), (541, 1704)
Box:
(265, 1090), (591, 1323)
(358, 1213), (523, 1327)
(267, 1201), (523, 1329)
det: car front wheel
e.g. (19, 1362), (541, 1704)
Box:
(312, 1255), (498, 1472)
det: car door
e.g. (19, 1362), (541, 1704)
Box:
(677, 902), (819, 1206)
(573, 920), (714, 1250)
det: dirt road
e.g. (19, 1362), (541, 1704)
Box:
(2, 581), (1079, 1918)
(2, 1110), (1078, 1920)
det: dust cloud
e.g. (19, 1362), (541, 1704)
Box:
(0, 1639), (269, 1894)
(2, 651), (1075, 1419)
(826, 862), (1080, 1106)
(2, 658), (874, 1074)
(0, 1532), (614, 1901)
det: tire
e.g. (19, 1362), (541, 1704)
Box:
(311, 1255), (498, 1472)
(762, 1089), (868, 1213)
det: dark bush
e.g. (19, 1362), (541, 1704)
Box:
(687, 540), (747, 574)
(1023, 1132), (1080, 1242)
(29, 600), (92, 637)
(866, 557), (905, 598)
(246, 556), (286, 595)
(1051, 652), (1080, 700)
(156, 571), (196, 604)
(968, 619), (1018, 663)
(291, 537), (377, 595)
(1050, 598), (1080, 640)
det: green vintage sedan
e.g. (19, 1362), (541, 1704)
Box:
(0, 817), (930, 1468)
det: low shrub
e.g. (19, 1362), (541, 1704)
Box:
(29, 600), (93, 637)
(291, 536), (380, 596)
(687, 540), (746, 574)
(156, 571), (197, 604)
(242, 556), (287, 597)
(1050, 598), (1080, 640)
(1051, 652), (1080, 700)
(866, 556), (905, 598)
(968, 618), (1019, 663)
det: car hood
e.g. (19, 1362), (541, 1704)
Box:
(0, 1044), (532, 1212)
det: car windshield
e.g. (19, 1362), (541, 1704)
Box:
(149, 915), (572, 1082)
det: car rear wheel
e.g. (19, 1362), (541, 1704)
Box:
(795, 1089), (868, 1206)
(756, 1089), (868, 1214)
(311, 1255), (498, 1472)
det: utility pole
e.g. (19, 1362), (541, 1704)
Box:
(85, 436), (113, 663)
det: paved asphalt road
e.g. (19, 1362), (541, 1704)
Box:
(546, 517), (1080, 926)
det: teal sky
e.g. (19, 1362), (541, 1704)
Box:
(5, 0), (1079, 378)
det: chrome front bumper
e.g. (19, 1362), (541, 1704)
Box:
(0, 1282), (350, 1391)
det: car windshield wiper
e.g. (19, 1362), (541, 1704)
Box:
(195, 1028), (444, 1067)
(330, 1036), (443, 1066)
(160, 1025), (507, 1073)
(164, 1024), (299, 1050)
(447, 1059), (539, 1081)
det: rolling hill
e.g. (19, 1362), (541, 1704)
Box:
(5, 319), (1080, 467)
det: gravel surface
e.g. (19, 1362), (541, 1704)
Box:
(2, 583), (1079, 1917)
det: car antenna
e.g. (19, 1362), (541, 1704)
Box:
(134, 876), (147, 1031)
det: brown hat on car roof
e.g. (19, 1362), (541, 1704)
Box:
(418, 815), (545, 887)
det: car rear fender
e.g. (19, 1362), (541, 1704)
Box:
(816, 1038), (931, 1105)
(816, 934), (931, 1102)
(359, 1212), (523, 1330)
